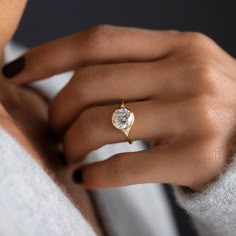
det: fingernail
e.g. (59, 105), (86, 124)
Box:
(72, 169), (83, 184)
(2, 56), (25, 78)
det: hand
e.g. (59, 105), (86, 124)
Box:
(4, 25), (236, 191)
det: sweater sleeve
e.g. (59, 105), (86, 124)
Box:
(174, 155), (236, 236)
(0, 128), (95, 236)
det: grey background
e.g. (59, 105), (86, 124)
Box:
(14, 0), (236, 56)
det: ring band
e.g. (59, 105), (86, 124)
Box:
(112, 100), (135, 144)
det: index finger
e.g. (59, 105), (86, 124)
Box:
(2, 25), (179, 83)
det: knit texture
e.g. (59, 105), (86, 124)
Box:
(175, 156), (236, 236)
(0, 128), (95, 236)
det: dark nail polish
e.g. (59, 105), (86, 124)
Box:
(2, 57), (25, 78)
(72, 169), (83, 184)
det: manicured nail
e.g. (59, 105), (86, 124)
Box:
(72, 169), (83, 184)
(2, 56), (25, 78)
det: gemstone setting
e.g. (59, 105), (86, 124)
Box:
(112, 107), (135, 130)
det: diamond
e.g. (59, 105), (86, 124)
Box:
(112, 107), (134, 130)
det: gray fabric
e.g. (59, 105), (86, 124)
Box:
(0, 126), (177, 236)
(0, 128), (95, 236)
(175, 156), (236, 236)
(91, 184), (177, 236)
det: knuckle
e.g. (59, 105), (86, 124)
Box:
(184, 57), (218, 94)
(196, 61), (215, 80)
(181, 31), (212, 49)
(194, 61), (217, 91)
(178, 96), (219, 138)
(86, 24), (115, 51)
(90, 24), (114, 34)
(191, 96), (220, 137)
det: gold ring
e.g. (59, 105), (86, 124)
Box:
(112, 100), (135, 144)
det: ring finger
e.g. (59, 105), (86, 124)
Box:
(63, 99), (197, 163)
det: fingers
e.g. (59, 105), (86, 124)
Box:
(73, 141), (202, 189)
(50, 58), (202, 133)
(50, 60), (175, 132)
(2, 25), (179, 83)
(63, 100), (195, 163)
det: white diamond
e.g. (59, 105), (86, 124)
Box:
(112, 107), (134, 129)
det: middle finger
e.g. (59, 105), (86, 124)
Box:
(50, 60), (187, 133)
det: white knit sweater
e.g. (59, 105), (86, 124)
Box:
(0, 129), (96, 236)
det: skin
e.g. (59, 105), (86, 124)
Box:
(7, 25), (236, 192)
(0, 1), (104, 235)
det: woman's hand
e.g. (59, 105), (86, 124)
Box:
(4, 25), (236, 191)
